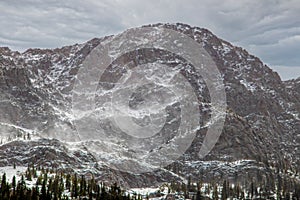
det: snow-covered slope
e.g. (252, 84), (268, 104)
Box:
(0, 23), (299, 187)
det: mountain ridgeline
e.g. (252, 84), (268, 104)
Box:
(0, 23), (299, 188)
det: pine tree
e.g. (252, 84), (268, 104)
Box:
(31, 186), (39, 200)
(221, 180), (228, 200)
(65, 174), (71, 191)
(196, 190), (202, 200)
(43, 172), (48, 184)
(26, 165), (32, 181)
(40, 178), (47, 200)
(1, 173), (8, 198)
(277, 174), (282, 198)
(59, 174), (65, 197)
(17, 175), (26, 200)
(234, 183), (241, 199)
(80, 174), (87, 196)
(187, 176), (192, 192)
(1, 173), (6, 187)
(32, 165), (37, 178)
(71, 174), (78, 198)
(212, 184), (218, 200)
(250, 181), (255, 198)
(12, 175), (16, 195)
(47, 178), (53, 200)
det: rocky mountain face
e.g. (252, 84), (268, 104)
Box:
(0, 23), (299, 187)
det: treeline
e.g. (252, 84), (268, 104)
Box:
(164, 158), (300, 199)
(0, 165), (300, 199)
(0, 165), (141, 200)
(168, 175), (300, 199)
(0, 131), (32, 144)
(169, 179), (300, 200)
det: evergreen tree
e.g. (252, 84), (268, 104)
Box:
(71, 174), (78, 198)
(212, 185), (218, 200)
(196, 190), (202, 200)
(40, 178), (47, 200)
(31, 186), (39, 200)
(17, 175), (26, 200)
(221, 180), (228, 200)
(12, 175), (16, 195)
(26, 165), (32, 181)
(47, 178), (53, 199)
(80, 174), (87, 196)
(250, 181), (255, 198)
(0, 173), (9, 199)
(1, 173), (7, 193)
(32, 165), (37, 178)
(65, 174), (71, 191)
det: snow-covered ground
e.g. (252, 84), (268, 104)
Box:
(0, 166), (27, 182)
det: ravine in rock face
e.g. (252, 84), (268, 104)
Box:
(0, 23), (299, 187)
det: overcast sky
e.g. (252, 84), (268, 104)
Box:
(0, 0), (299, 80)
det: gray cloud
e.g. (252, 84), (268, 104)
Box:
(270, 65), (300, 80)
(0, 0), (299, 79)
(0, 0), (125, 49)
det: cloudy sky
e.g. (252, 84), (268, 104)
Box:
(0, 0), (299, 80)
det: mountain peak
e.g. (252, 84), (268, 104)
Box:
(0, 24), (299, 187)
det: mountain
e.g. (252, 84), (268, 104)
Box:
(0, 23), (299, 188)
